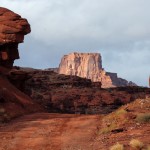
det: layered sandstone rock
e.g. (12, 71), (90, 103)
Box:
(0, 7), (31, 68)
(59, 52), (136, 88)
(0, 7), (41, 123)
(22, 69), (149, 114)
(59, 53), (102, 80)
(0, 7), (30, 44)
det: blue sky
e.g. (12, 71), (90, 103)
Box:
(0, 0), (150, 86)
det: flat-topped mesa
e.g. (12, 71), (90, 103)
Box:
(59, 52), (102, 80)
(58, 52), (136, 88)
(0, 7), (31, 68)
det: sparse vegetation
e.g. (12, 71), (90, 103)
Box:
(100, 108), (128, 134)
(147, 145), (150, 150)
(109, 140), (150, 150)
(110, 143), (124, 150)
(115, 109), (127, 116)
(136, 113), (150, 123)
(100, 123), (117, 134)
(129, 139), (144, 150)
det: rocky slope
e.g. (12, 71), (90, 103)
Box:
(15, 68), (149, 114)
(58, 52), (136, 88)
(94, 97), (150, 149)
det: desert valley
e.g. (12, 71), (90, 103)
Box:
(0, 7), (150, 150)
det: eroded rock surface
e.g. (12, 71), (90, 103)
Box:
(18, 68), (149, 114)
(59, 52), (102, 79)
(0, 7), (41, 123)
(58, 52), (136, 88)
(0, 7), (31, 68)
(0, 7), (30, 44)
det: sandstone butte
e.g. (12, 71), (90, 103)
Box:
(58, 52), (136, 88)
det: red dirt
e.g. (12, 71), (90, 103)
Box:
(0, 113), (100, 150)
(0, 97), (149, 150)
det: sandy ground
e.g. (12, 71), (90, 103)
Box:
(0, 113), (100, 150)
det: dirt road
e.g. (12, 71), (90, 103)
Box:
(0, 113), (100, 150)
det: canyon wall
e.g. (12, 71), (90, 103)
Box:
(58, 52), (136, 88)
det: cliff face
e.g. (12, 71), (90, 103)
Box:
(0, 7), (31, 69)
(59, 53), (102, 80)
(0, 7), (41, 123)
(58, 52), (136, 88)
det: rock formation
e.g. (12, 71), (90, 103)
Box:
(0, 7), (41, 123)
(0, 7), (31, 68)
(59, 53), (102, 80)
(21, 68), (149, 114)
(58, 52), (136, 88)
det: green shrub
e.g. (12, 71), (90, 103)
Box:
(110, 143), (124, 150)
(136, 113), (150, 123)
(129, 139), (144, 149)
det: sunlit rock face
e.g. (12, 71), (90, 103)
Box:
(59, 52), (102, 80)
(58, 52), (136, 88)
(0, 7), (31, 68)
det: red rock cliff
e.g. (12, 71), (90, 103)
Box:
(0, 7), (31, 68)
(0, 7), (41, 122)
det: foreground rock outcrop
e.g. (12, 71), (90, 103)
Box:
(58, 52), (136, 88)
(0, 7), (31, 68)
(0, 7), (41, 123)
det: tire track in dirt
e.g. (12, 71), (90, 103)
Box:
(0, 113), (100, 150)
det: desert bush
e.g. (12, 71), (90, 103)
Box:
(100, 108), (128, 134)
(110, 143), (124, 150)
(100, 123), (117, 134)
(136, 113), (150, 123)
(129, 139), (144, 149)
(115, 109), (127, 116)
(147, 145), (150, 150)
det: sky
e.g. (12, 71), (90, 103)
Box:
(0, 0), (150, 86)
